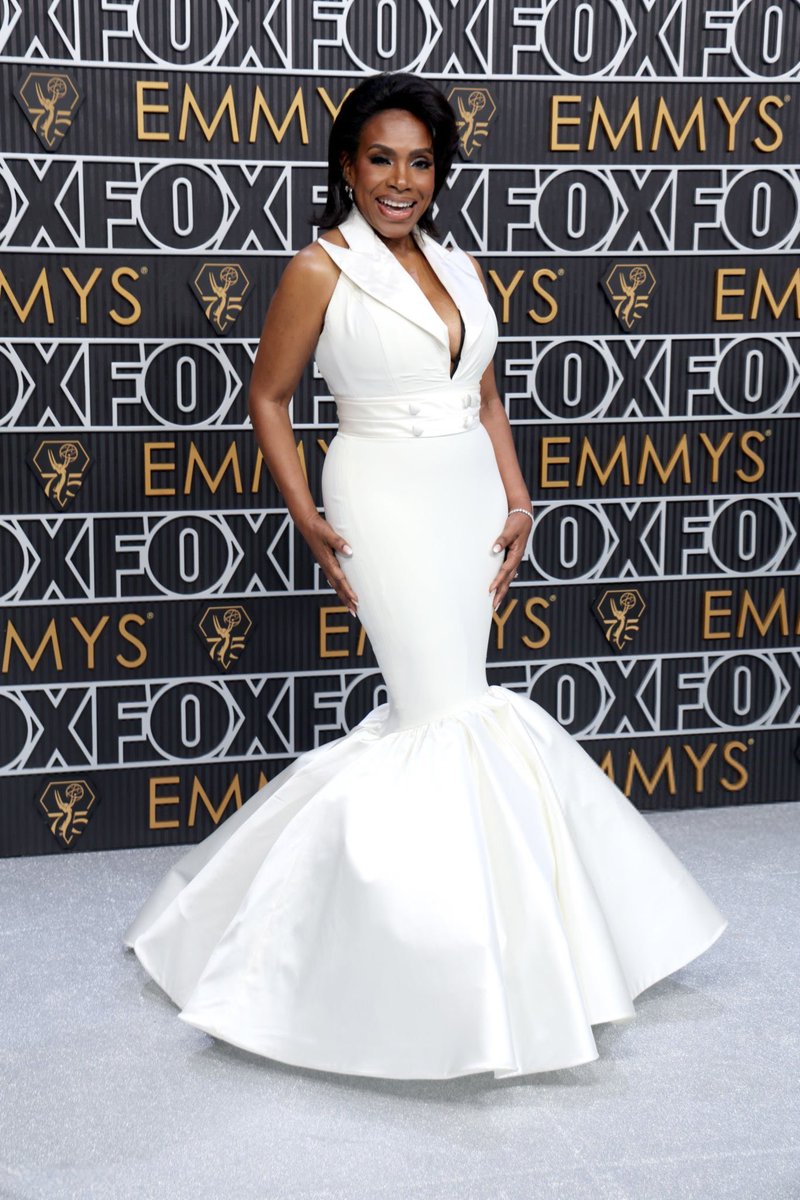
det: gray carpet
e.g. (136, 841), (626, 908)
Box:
(1, 801), (797, 1200)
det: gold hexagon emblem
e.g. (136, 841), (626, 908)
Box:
(592, 588), (646, 651)
(448, 86), (497, 158)
(196, 604), (253, 669)
(191, 262), (252, 333)
(15, 70), (83, 150)
(29, 438), (91, 509)
(603, 263), (657, 331)
(38, 779), (97, 848)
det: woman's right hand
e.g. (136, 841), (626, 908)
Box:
(299, 513), (358, 616)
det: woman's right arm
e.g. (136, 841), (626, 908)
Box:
(247, 243), (359, 616)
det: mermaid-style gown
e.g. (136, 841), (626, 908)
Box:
(124, 204), (727, 1080)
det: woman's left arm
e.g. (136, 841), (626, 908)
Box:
(466, 253), (533, 611)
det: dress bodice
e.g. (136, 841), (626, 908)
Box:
(315, 204), (498, 439)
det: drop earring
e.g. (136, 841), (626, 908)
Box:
(344, 181), (353, 201)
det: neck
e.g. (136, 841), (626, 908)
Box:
(351, 203), (421, 258)
(380, 232), (417, 258)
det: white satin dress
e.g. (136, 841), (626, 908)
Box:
(124, 203), (728, 1080)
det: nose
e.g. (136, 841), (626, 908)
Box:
(387, 161), (410, 190)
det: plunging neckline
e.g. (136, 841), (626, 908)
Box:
(337, 204), (469, 380)
(404, 228), (467, 376)
(450, 313), (466, 379)
(400, 235), (466, 374)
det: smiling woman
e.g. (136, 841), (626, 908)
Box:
(318, 72), (457, 236)
(124, 71), (728, 1083)
(344, 127), (436, 225)
(329, 109), (465, 372)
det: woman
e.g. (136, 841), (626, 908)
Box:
(125, 73), (727, 1080)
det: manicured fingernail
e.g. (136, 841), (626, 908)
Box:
(342, 543), (353, 556)
(492, 543), (502, 553)
(349, 607), (356, 617)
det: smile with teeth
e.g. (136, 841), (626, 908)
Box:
(377, 197), (415, 212)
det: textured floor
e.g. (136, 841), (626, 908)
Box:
(1, 801), (797, 1200)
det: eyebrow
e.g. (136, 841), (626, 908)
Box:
(366, 142), (434, 155)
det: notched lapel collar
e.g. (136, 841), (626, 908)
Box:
(416, 231), (487, 341)
(321, 206), (450, 350)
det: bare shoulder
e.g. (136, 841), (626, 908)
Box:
(273, 240), (341, 312)
(282, 239), (340, 285)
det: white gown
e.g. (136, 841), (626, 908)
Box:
(124, 204), (728, 1080)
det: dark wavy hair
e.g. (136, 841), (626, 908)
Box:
(317, 72), (459, 237)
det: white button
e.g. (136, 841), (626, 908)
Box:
(462, 393), (471, 408)
(463, 414), (472, 429)
(411, 424), (423, 437)
(408, 402), (420, 415)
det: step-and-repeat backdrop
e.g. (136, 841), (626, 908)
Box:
(1, 1), (798, 855)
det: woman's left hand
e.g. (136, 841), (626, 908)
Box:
(488, 511), (532, 611)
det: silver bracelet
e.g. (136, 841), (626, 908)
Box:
(508, 507), (533, 524)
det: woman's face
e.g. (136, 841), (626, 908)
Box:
(342, 108), (435, 240)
